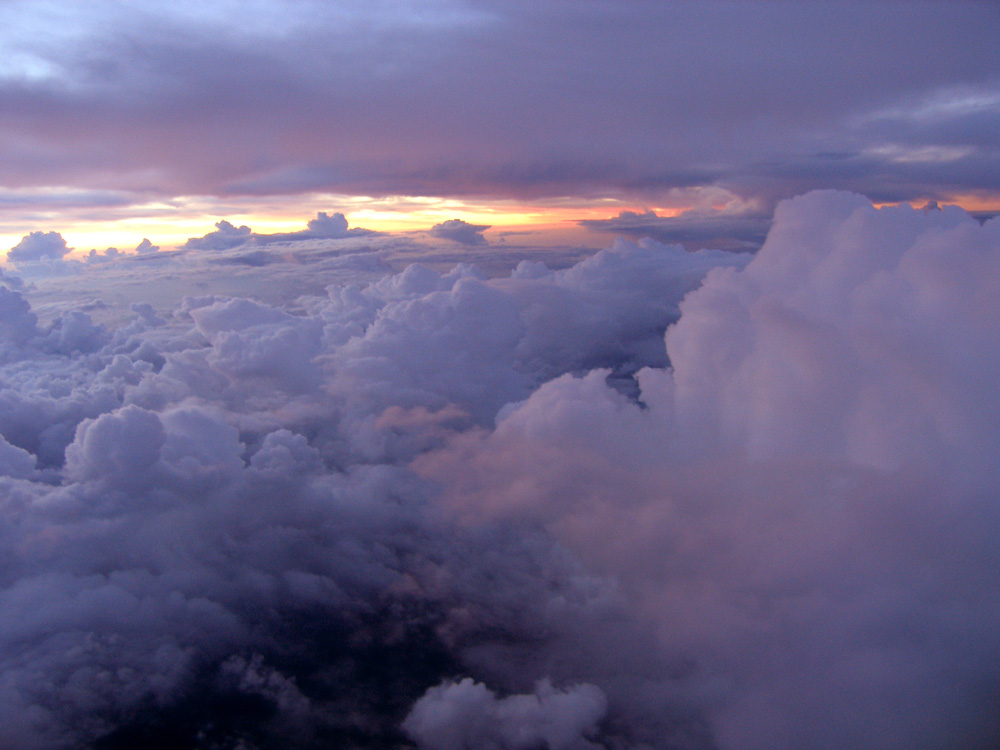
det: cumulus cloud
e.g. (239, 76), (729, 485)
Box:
(253, 211), (374, 244)
(182, 220), (253, 251)
(183, 213), (372, 253)
(0, 286), (39, 347)
(580, 206), (771, 251)
(0, 433), (36, 479)
(430, 219), (491, 246)
(0, 216), (746, 749)
(0, 267), (25, 289)
(0, 3), (996, 204)
(135, 238), (159, 254)
(7, 231), (72, 262)
(421, 191), (1000, 750)
(85, 247), (122, 264)
(0, 192), (997, 750)
(403, 679), (607, 750)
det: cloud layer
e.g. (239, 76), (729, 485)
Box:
(421, 192), (1000, 749)
(0, 213), (744, 748)
(0, 191), (997, 749)
(0, 2), (996, 209)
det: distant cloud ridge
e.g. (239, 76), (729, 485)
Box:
(7, 231), (71, 262)
(430, 219), (491, 246)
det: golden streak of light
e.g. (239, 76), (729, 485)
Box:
(873, 194), (1000, 213)
(0, 191), (729, 261)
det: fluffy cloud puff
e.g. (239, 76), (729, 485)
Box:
(7, 231), (72, 262)
(421, 192), (1000, 750)
(183, 213), (372, 253)
(182, 220), (253, 251)
(403, 678), (607, 750)
(430, 219), (491, 246)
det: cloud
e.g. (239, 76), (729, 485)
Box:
(0, 215), (744, 749)
(0, 432), (36, 479)
(183, 213), (372, 252)
(253, 211), (373, 244)
(430, 219), (491, 246)
(135, 238), (159, 254)
(304, 211), (349, 237)
(420, 191), (1000, 749)
(85, 247), (122, 264)
(580, 206), (771, 251)
(7, 231), (72, 262)
(0, 192), (997, 750)
(181, 220), (253, 251)
(0, 286), (39, 347)
(0, 267), (25, 289)
(403, 678), (607, 750)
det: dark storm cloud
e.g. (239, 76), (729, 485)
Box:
(0, 1), (996, 203)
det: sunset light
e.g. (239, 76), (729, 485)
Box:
(1, 2), (998, 749)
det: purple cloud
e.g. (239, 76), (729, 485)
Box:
(253, 211), (373, 244)
(7, 231), (72, 262)
(0, 3), (994, 208)
(581, 206), (771, 251)
(182, 220), (253, 251)
(421, 192), (1000, 749)
(429, 219), (491, 246)
(183, 213), (372, 252)
(135, 238), (159, 254)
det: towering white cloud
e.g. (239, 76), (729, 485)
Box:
(421, 192), (1000, 749)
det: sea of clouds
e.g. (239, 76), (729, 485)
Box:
(0, 192), (997, 749)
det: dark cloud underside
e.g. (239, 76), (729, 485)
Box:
(0, 1), (996, 205)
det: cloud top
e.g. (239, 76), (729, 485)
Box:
(7, 231), (72, 262)
(430, 219), (491, 246)
(421, 191), (1000, 749)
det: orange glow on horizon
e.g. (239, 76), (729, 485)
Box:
(873, 194), (1000, 214)
(0, 193), (662, 260)
(7, 191), (994, 262)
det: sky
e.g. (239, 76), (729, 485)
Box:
(0, 0), (998, 252)
(1, 3), (1000, 750)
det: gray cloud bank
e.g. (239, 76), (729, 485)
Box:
(0, 192), (998, 749)
(182, 212), (372, 251)
(580, 206), (771, 251)
(0, 2), (996, 207)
